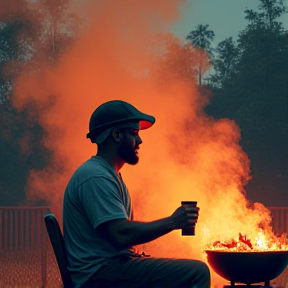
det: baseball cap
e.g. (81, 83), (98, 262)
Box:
(86, 100), (155, 142)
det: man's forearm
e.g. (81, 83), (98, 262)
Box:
(98, 205), (197, 250)
(101, 217), (177, 250)
(118, 218), (177, 248)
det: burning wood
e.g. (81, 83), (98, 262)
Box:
(205, 231), (288, 252)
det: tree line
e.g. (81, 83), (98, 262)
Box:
(0, 0), (80, 205)
(187, 0), (288, 205)
(0, 0), (287, 206)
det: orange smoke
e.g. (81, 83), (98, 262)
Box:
(9, 0), (279, 286)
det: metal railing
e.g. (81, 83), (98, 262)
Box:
(0, 206), (51, 251)
(0, 205), (287, 287)
(0, 206), (61, 288)
(268, 206), (288, 235)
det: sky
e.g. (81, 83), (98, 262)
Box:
(171, 0), (288, 46)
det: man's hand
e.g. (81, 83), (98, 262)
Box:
(170, 206), (199, 229)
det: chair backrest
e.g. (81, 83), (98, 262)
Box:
(44, 214), (75, 288)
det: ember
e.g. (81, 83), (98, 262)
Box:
(205, 230), (288, 252)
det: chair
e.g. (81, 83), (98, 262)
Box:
(44, 214), (75, 288)
(44, 214), (130, 288)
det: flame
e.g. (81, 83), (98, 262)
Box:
(204, 230), (288, 252)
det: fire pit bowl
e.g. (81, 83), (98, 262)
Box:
(205, 250), (288, 285)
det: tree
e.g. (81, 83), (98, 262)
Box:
(206, 0), (288, 206)
(36, 0), (81, 63)
(186, 24), (215, 52)
(186, 24), (215, 87)
(0, 14), (49, 205)
(245, 0), (286, 28)
(209, 37), (240, 88)
(0, 0), (80, 206)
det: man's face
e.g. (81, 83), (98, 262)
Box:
(117, 128), (142, 165)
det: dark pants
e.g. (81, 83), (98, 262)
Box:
(85, 256), (211, 288)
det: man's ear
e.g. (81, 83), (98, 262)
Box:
(111, 129), (122, 143)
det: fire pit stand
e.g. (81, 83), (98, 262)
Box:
(224, 280), (271, 287)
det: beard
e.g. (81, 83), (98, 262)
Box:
(118, 141), (139, 165)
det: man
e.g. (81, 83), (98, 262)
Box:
(63, 100), (210, 288)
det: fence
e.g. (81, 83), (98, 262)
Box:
(0, 206), (287, 288)
(0, 206), (50, 251)
(0, 206), (61, 288)
(268, 206), (288, 236)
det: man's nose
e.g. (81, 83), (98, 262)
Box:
(137, 136), (143, 144)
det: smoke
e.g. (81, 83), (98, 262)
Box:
(9, 0), (273, 285)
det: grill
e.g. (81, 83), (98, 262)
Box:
(205, 250), (288, 286)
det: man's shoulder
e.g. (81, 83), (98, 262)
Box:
(78, 156), (105, 172)
(73, 156), (116, 182)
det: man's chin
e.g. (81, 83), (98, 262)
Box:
(127, 156), (139, 165)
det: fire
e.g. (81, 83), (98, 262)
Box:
(204, 230), (288, 252)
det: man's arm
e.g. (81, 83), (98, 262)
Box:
(97, 205), (198, 250)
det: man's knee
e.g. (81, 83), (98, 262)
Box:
(199, 261), (210, 276)
(193, 261), (211, 288)
(183, 260), (210, 288)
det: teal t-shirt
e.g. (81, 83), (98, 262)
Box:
(63, 156), (134, 286)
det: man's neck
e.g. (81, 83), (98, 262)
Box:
(96, 151), (124, 174)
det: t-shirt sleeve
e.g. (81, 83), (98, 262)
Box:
(78, 176), (128, 229)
